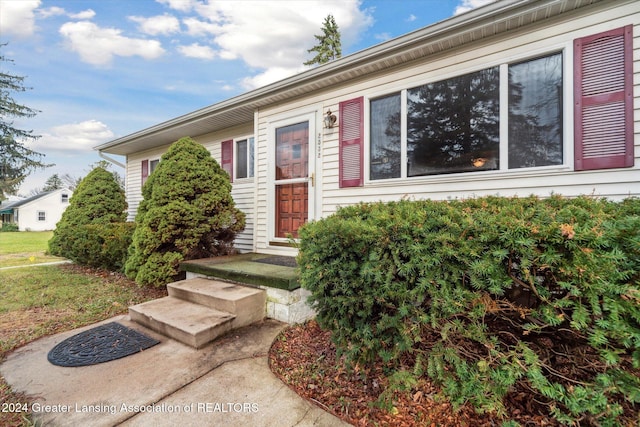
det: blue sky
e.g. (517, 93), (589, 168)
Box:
(1, 0), (494, 195)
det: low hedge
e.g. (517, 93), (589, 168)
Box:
(57, 222), (134, 272)
(298, 195), (640, 425)
(1, 223), (19, 232)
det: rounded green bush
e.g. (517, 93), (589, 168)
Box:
(125, 137), (245, 287)
(298, 195), (640, 425)
(48, 166), (128, 270)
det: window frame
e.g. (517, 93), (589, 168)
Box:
(364, 42), (573, 185)
(61, 193), (69, 203)
(37, 211), (46, 222)
(234, 135), (255, 181)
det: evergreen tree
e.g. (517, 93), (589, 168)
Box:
(42, 174), (64, 191)
(0, 45), (51, 198)
(48, 166), (127, 258)
(125, 137), (245, 287)
(304, 15), (342, 66)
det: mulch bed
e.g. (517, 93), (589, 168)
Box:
(268, 320), (638, 427)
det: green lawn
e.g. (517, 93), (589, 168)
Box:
(0, 263), (166, 426)
(0, 264), (164, 357)
(0, 231), (66, 268)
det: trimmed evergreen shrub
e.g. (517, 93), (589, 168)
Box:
(1, 223), (19, 232)
(48, 166), (127, 269)
(125, 137), (245, 287)
(298, 195), (640, 425)
(69, 222), (135, 271)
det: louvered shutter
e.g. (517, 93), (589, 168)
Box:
(221, 139), (233, 182)
(141, 160), (149, 186)
(574, 25), (633, 171)
(339, 97), (364, 188)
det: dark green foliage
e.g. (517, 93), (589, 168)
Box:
(298, 196), (640, 425)
(1, 45), (51, 198)
(125, 137), (245, 287)
(66, 223), (134, 271)
(304, 14), (341, 66)
(1, 222), (18, 232)
(48, 167), (127, 268)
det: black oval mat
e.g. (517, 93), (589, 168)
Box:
(47, 322), (160, 367)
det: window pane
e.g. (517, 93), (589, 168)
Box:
(276, 122), (308, 180)
(509, 53), (563, 168)
(248, 137), (255, 178)
(407, 67), (500, 176)
(236, 139), (248, 179)
(370, 93), (401, 180)
(149, 159), (159, 174)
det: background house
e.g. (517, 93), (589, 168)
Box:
(0, 189), (73, 231)
(96, 0), (639, 257)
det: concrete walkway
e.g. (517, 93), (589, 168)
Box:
(1, 316), (349, 427)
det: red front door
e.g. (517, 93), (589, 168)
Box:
(275, 122), (309, 238)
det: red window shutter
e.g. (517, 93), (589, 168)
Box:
(221, 139), (233, 182)
(339, 97), (364, 188)
(574, 25), (633, 171)
(141, 160), (149, 186)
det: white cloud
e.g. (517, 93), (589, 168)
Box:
(407, 14), (417, 22)
(177, 42), (215, 59)
(183, 17), (220, 37)
(69, 9), (96, 20)
(38, 7), (94, 20)
(156, 0), (196, 13)
(38, 6), (65, 19)
(29, 120), (114, 152)
(0, 0), (41, 38)
(375, 32), (392, 42)
(187, 0), (373, 88)
(59, 21), (165, 66)
(454, 0), (496, 15)
(129, 13), (180, 36)
(241, 66), (305, 91)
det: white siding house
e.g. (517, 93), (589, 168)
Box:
(0, 189), (73, 231)
(96, 0), (640, 257)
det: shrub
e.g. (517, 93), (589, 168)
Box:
(68, 222), (135, 271)
(1, 223), (19, 232)
(125, 137), (245, 287)
(298, 195), (640, 425)
(49, 167), (127, 267)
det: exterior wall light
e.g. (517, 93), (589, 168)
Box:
(324, 110), (337, 128)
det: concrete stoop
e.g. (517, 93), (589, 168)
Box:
(129, 278), (266, 348)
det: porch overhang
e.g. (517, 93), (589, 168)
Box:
(95, 0), (606, 157)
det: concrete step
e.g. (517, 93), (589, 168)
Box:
(181, 254), (299, 291)
(129, 297), (235, 349)
(167, 278), (266, 329)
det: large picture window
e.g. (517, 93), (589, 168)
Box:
(368, 52), (564, 181)
(407, 67), (500, 176)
